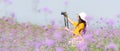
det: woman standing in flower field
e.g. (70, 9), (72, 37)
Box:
(62, 12), (87, 45)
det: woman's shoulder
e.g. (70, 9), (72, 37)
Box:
(80, 23), (84, 24)
(79, 23), (84, 26)
(72, 22), (78, 26)
(73, 22), (78, 24)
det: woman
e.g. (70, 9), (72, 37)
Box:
(64, 12), (87, 45)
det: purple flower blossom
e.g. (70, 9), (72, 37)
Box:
(35, 41), (42, 48)
(103, 33), (108, 38)
(100, 17), (103, 20)
(0, 15), (119, 51)
(42, 25), (48, 31)
(51, 20), (55, 26)
(104, 43), (118, 51)
(2, 16), (8, 22)
(10, 29), (17, 34)
(45, 39), (55, 47)
(64, 0), (68, 6)
(4, 0), (12, 4)
(35, 41), (42, 51)
(109, 34), (113, 39)
(10, 12), (15, 18)
(0, 48), (8, 51)
(43, 7), (49, 12)
(105, 19), (115, 26)
(83, 34), (93, 41)
(56, 47), (64, 51)
(116, 14), (120, 18)
(53, 31), (62, 41)
(86, 16), (93, 21)
(96, 42), (104, 49)
(76, 42), (88, 51)
(95, 30), (100, 36)
(43, 7), (52, 13)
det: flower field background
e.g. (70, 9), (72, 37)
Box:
(0, 17), (120, 51)
(0, 0), (120, 51)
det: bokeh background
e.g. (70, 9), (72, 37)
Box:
(0, 0), (120, 28)
(0, 0), (120, 51)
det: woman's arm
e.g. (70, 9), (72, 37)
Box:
(64, 27), (74, 33)
(67, 17), (74, 25)
(63, 12), (74, 25)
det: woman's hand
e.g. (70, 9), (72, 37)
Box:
(64, 27), (69, 31)
(64, 27), (74, 34)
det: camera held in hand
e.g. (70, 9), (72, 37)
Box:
(61, 12), (67, 17)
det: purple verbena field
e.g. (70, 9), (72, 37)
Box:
(0, 16), (120, 51)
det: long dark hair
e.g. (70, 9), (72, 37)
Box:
(76, 16), (86, 34)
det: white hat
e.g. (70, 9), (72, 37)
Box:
(78, 12), (87, 21)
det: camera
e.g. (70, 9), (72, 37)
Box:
(61, 12), (67, 17)
(61, 12), (66, 15)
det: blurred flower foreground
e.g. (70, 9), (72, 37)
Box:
(0, 17), (120, 51)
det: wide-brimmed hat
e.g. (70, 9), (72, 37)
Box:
(78, 12), (87, 21)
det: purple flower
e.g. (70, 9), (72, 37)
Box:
(51, 20), (55, 26)
(4, 0), (12, 4)
(25, 23), (30, 28)
(45, 39), (55, 47)
(83, 34), (93, 41)
(0, 48), (8, 51)
(43, 7), (49, 12)
(104, 43), (118, 51)
(96, 42), (104, 49)
(64, 0), (68, 6)
(116, 14), (120, 18)
(35, 41), (42, 48)
(44, 32), (50, 37)
(86, 16), (93, 21)
(53, 31), (62, 41)
(10, 29), (17, 34)
(2, 17), (8, 22)
(103, 33), (108, 38)
(43, 7), (52, 13)
(42, 25), (48, 31)
(56, 47), (64, 51)
(105, 19), (115, 26)
(35, 41), (42, 51)
(100, 17), (103, 20)
(109, 34), (113, 39)
(10, 12), (15, 17)
(95, 30), (100, 36)
(76, 42), (88, 51)
(83, 34), (95, 44)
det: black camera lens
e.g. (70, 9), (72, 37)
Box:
(61, 12), (66, 15)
